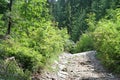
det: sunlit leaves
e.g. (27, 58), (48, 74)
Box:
(92, 8), (120, 73)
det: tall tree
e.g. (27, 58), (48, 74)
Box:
(0, 0), (8, 14)
(7, 0), (13, 34)
(51, 0), (120, 42)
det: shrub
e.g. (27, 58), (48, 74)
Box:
(0, 22), (69, 72)
(74, 33), (94, 53)
(64, 39), (75, 53)
(29, 22), (69, 68)
(92, 9), (120, 73)
(0, 39), (43, 72)
(0, 59), (31, 80)
(0, 0), (69, 73)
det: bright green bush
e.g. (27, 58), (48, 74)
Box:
(74, 8), (120, 74)
(0, 21), (68, 72)
(74, 33), (94, 53)
(28, 22), (68, 68)
(0, 0), (69, 73)
(0, 59), (31, 80)
(0, 39), (43, 71)
(92, 8), (120, 73)
(73, 13), (96, 53)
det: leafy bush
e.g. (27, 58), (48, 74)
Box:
(0, 0), (69, 73)
(92, 8), (120, 73)
(73, 13), (96, 53)
(0, 59), (31, 80)
(74, 33), (94, 53)
(64, 39), (75, 53)
(28, 22), (69, 68)
(74, 8), (120, 74)
(0, 39), (43, 72)
(0, 22), (69, 72)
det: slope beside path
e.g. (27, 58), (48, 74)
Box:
(33, 51), (119, 80)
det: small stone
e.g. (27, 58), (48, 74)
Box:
(86, 60), (91, 63)
(82, 78), (89, 80)
(62, 67), (67, 72)
(107, 73), (115, 78)
(51, 78), (56, 80)
(79, 62), (87, 65)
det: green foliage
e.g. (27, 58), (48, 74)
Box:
(73, 13), (96, 53)
(74, 8), (120, 74)
(71, 9), (88, 42)
(0, 0), (69, 74)
(0, 14), (5, 34)
(1, 0), (119, 76)
(64, 40), (75, 53)
(86, 13), (97, 32)
(0, 0), (8, 14)
(28, 22), (68, 68)
(0, 39), (43, 71)
(74, 33), (94, 53)
(0, 21), (69, 72)
(92, 8), (120, 73)
(51, 0), (120, 42)
(0, 59), (31, 80)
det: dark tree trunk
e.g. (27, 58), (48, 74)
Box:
(7, 17), (11, 34)
(7, 0), (12, 35)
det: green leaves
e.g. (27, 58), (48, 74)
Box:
(0, 0), (69, 74)
(74, 8), (120, 74)
(51, 0), (120, 42)
(74, 33), (94, 53)
(0, 0), (8, 14)
(92, 8), (120, 73)
(29, 21), (68, 66)
(0, 59), (31, 80)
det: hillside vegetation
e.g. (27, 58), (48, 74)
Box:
(0, 0), (120, 79)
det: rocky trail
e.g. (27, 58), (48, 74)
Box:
(33, 51), (119, 80)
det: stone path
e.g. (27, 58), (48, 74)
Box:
(33, 51), (119, 80)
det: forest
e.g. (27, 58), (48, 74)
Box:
(0, 0), (120, 79)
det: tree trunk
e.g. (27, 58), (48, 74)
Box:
(7, 0), (12, 35)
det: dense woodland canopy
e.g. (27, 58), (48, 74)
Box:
(51, 0), (120, 41)
(0, 0), (120, 79)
